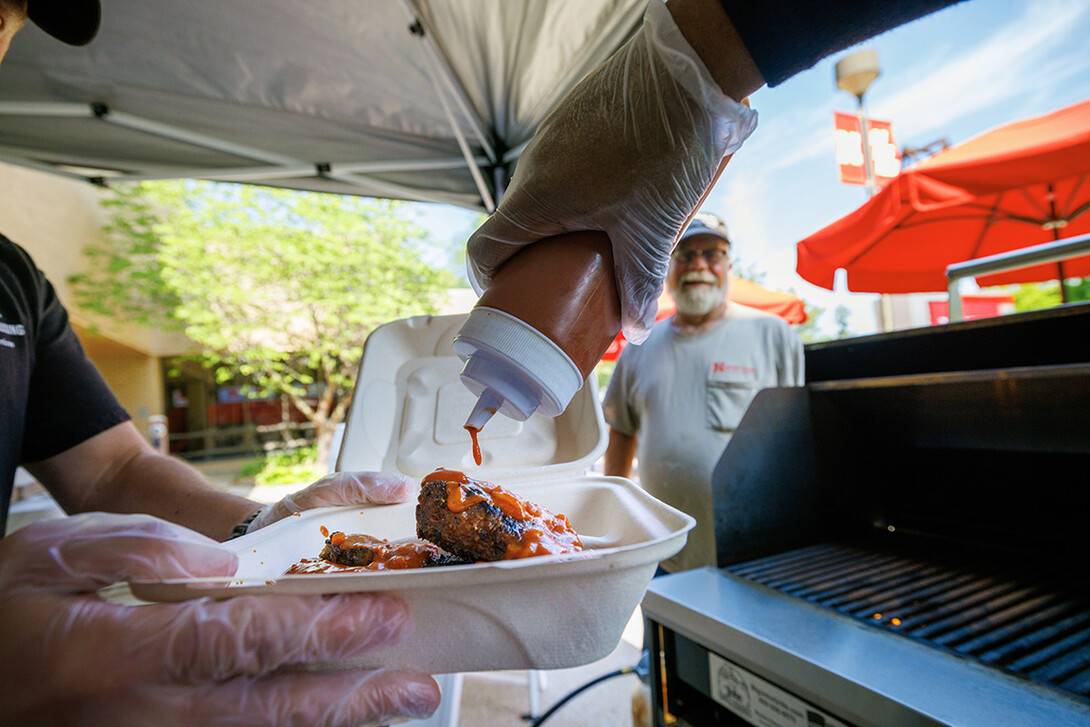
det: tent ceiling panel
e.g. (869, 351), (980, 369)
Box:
(0, 0), (644, 211)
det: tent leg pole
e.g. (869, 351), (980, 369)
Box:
(948, 278), (963, 322)
(879, 293), (894, 330)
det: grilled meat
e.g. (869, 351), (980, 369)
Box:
(416, 469), (583, 562)
(289, 469), (582, 576)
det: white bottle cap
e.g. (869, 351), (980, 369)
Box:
(452, 307), (584, 423)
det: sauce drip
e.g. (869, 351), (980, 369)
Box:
(465, 425), (482, 466)
(285, 558), (357, 575)
(423, 468), (583, 558)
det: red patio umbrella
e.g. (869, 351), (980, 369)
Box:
(602, 277), (807, 361)
(796, 98), (1090, 293)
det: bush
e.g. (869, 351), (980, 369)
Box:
(252, 446), (324, 487)
(239, 458), (266, 478)
(595, 359), (616, 394)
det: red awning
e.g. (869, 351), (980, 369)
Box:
(796, 98), (1090, 292)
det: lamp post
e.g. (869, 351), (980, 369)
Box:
(836, 49), (894, 330)
(835, 49), (881, 196)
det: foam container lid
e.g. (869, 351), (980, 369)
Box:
(131, 314), (694, 674)
(337, 313), (606, 481)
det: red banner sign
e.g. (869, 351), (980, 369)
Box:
(928, 295), (1016, 325)
(834, 111), (902, 187)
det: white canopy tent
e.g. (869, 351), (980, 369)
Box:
(0, 0), (645, 212)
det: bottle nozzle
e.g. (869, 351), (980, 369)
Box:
(465, 388), (504, 431)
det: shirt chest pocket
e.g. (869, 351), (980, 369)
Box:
(706, 370), (757, 432)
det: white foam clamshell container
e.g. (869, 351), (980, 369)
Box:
(132, 314), (693, 674)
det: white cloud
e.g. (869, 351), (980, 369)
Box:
(729, 0), (1090, 181)
(873, 0), (1090, 140)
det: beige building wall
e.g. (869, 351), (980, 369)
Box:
(76, 325), (166, 430)
(0, 163), (104, 303)
(0, 161), (190, 437)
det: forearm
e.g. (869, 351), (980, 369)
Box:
(28, 421), (259, 541)
(86, 451), (260, 541)
(603, 429), (638, 478)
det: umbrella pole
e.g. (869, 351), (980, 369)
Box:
(1048, 185), (1069, 304)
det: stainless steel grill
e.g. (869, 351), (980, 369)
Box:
(643, 303), (1090, 727)
(724, 538), (1090, 703)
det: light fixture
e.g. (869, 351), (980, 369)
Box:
(835, 49), (880, 101)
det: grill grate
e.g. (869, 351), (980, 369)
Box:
(724, 538), (1090, 704)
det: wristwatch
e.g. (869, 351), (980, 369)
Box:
(227, 506), (265, 540)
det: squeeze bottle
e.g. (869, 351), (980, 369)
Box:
(453, 231), (622, 433)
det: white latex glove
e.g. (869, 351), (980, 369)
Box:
(0, 512), (440, 726)
(247, 470), (416, 534)
(467, 0), (757, 344)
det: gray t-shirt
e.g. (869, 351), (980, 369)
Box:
(603, 303), (804, 572)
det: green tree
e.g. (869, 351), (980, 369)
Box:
(834, 304), (854, 338)
(1067, 278), (1090, 302)
(72, 180), (455, 468)
(997, 278), (1090, 312)
(791, 300), (827, 342)
(442, 212), (487, 287)
(69, 183), (182, 329)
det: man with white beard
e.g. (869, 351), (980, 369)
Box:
(603, 212), (804, 574)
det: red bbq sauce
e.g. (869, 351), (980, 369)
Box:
(330, 533), (436, 570)
(285, 532), (441, 573)
(465, 425), (483, 466)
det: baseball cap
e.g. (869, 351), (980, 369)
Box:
(678, 212), (731, 248)
(28, 0), (101, 46)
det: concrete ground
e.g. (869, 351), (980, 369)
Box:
(453, 612), (644, 727)
(194, 458), (645, 727)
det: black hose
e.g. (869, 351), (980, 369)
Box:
(524, 667), (633, 726)
(524, 652), (650, 727)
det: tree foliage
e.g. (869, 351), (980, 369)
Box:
(1002, 278), (1090, 312)
(72, 180), (456, 467)
(69, 183), (183, 329)
(791, 300), (826, 342)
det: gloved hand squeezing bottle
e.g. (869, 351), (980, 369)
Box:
(467, 0), (758, 344)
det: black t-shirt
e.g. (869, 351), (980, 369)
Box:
(719, 0), (965, 86)
(0, 234), (130, 529)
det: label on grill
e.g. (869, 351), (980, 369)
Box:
(708, 652), (849, 727)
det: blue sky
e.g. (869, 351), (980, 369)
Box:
(410, 0), (1090, 336)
